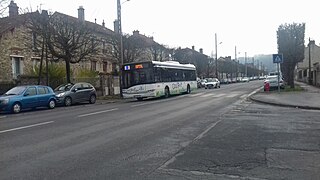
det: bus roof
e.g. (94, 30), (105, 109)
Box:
(152, 61), (196, 70)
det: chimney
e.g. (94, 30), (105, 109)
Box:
(102, 20), (105, 27)
(133, 30), (139, 36)
(78, 6), (85, 21)
(114, 20), (120, 34)
(309, 40), (315, 46)
(9, 1), (19, 17)
(199, 48), (203, 54)
(192, 46), (195, 50)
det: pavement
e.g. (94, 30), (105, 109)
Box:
(250, 81), (320, 110)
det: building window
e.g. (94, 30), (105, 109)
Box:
(32, 58), (41, 72)
(102, 41), (106, 54)
(32, 32), (37, 51)
(12, 56), (23, 79)
(303, 69), (308, 77)
(91, 61), (97, 71)
(103, 62), (108, 72)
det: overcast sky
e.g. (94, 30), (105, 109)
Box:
(13, 0), (320, 59)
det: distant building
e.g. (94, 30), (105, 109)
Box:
(296, 40), (320, 86)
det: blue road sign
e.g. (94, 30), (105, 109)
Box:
(273, 54), (283, 63)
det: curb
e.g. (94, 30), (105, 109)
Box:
(249, 95), (320, 111)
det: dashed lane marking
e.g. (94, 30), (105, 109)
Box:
(78, 108), (119, 118)
(0, 121), (54, 134)
(189, 92), (205, 97)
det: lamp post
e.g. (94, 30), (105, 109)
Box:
(245, 52), (247, 77)
(308, 38), (312, 85)
(117, 0), (130, 97)
(215, 33), (222, 79)
(215, 33), (218, 79)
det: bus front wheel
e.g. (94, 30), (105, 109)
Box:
(164, 87), (170, 98)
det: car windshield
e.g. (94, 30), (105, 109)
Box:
(55, 83), (74, 91)
(206, 78), (217, 82)
(4, 86), (26, 95)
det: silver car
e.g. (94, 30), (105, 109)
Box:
(54, 82), (97, 106)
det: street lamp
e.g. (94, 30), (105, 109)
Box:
(117, 0), (130, 97)
(245, 52), (247, 77)
(215, 33), (222, 79)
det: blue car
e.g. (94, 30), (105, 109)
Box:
(0, 85), (57, 113)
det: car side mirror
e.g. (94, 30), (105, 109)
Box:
(72, 88), (78, 92)
(24, 93), (29, 96)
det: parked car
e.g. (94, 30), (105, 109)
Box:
(241, 77), (250, 82)
(54, 82), (97, 106)
(204, 78), (220, 89)
(0, 85), (56, 113)
(200, 79), (207, 88)
(264, 75), (285, 91)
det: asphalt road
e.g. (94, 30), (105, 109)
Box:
(0, 81), (270, 179)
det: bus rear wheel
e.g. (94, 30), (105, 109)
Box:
(186, 85), (191, 94)
(164, 87), (170, 98)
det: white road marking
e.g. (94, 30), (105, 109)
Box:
(0, 116), (6, 119)
(0, 121), (54, 134)
(78, 108), (119, 118)
(189, 92), (205, 97)
(161, 118), (223, 169)
(225, 93), (239, 98)
(210, 93), (226, 98)
(202, 93), (215, 97)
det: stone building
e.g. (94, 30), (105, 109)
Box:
(296, 40), (320, 87)
(0, 1), (118, 85)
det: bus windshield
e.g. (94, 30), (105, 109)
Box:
(123, 67), (154, 89)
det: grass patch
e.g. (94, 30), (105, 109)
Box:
(97, 95), (122, 100)
(282, 84), (304, 92)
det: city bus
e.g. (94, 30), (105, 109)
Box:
(122, 61), (197, 100)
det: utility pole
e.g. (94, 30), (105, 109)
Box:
(235, 46), (238, 79)
(215, 33), (218, 79)
(308, 38), (312, 85)
(245, 52), (247, 77)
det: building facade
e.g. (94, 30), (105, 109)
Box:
(0, 1), (118, 85)
(296, 40), (320, 87)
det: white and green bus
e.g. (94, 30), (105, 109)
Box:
(122, 61), (197, 100)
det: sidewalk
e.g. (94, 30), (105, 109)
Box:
(250, 81), (320, 110)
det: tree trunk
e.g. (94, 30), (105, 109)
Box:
(65, 60), (71, 83)
(38, 37), (45, 85)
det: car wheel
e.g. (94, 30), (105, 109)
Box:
(186, 85), (191, 94)
(137, 97), (144, 101)
(164, 87), (170, 98)
(48, 99), (56, 109)
(64, 97), (72, 106)
(89, 95), (96, 104)
(12, 102), (21, 113)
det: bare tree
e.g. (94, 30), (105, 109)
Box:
(46, 14), (100, 83)
(107, 33), (151, 65)
(149, 42), (167, 61)
(0, 0), (9, 17)
(26, 11), (51, 85)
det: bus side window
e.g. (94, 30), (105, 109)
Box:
(154, 68), (161, 82)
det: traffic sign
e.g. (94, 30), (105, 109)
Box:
(273, 54), (283, 63)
